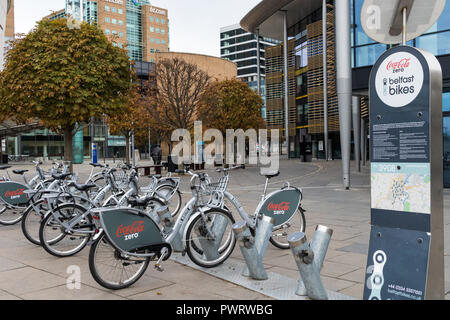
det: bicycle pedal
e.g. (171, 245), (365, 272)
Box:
(181, 251), (186, 257)
(154, 264), (164, 272)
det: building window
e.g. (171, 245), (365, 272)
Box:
(156, 28), (160, 33)
(112, 30), (117, 35)
(156, 18), (159, 23)
(161, 29), (165, 34)
(119, 32), (124, 38)
(150, 48), (155, 53)
(161, 19), (165, 24)
(150, 38), (154, 43)
(118, 43), (123, 48)
(105, 29), (111, 35)
(156, 38), (160, 44)
(150, 26), (154, 32)
(105, 6), (110, 11)
(161, 39), (165, 44)
(112, 19), (117, 24)
(150, 16), (154, 22)
(118, 8), (123, 14)
(118, 20), (123, 26)
(105, 17), (110, 23)
(111, 7), (116, 13)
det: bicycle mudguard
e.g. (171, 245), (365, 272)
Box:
(0, 182), (29, 206)
(98, 207), (167, 253)
(256, 188), (302, 228)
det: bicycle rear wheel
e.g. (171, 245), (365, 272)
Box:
(0, 203), (27, 226)
(185, 208), (236, 268)
(155, 185), (182, 217)
(269, 208), (306, 249)
(89, 233), (150, 290)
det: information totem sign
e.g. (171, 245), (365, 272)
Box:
(92, 143), (98, 164)
(364, 45), (444, 300)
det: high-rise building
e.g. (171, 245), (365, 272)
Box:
(0, 0), (13, 70)
(45, 0), (169, 63)
(220, 24), (280, 118)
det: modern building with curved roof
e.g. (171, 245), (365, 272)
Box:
(239, 0), (450, 188)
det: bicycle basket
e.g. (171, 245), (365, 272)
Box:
(193, 175), (229, 208)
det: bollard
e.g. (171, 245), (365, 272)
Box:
(297, 225), (333, 295)
(288, 232), (328, 300)
(196, 211), (230, 261)
(233, 221), (268, 280)
(242, 215), (274, 277)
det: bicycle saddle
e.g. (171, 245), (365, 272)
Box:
(90, 163), (105, 168)
(13, 169), (29, 175)
(69, 182), (97, 192)
(128, 195), (152, 207)
(260, 169), (280, 179)
(52, 173), (72, 180)
(0, 165), (12, 170)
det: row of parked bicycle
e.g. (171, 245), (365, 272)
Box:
(0, 160), (306, 290)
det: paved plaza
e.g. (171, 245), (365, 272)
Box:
(0, 159), (449, 300)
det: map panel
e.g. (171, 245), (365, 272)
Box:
(371, 163), (431, 214)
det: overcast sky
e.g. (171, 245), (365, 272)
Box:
(14, 0), (261, 57)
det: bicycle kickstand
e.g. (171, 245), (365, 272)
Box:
(154, 247), (169, 272)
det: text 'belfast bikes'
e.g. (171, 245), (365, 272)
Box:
(170, 121), (281, 170)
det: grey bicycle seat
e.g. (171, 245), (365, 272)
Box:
(13, 169), (29, 175)
(0, 165), (12, 170)
(69, 183), (97, 192)
(260, 169), (280, 179)
(52, 173), (72, 180)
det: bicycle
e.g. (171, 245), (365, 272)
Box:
(87, 165), (237, 290)
(218, 167), (306, 249)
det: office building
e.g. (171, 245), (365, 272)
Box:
(45, 0), (169, 62)
(220, 24), (280, 118)
(240, 0), (450, 187)
(0, 0), (12, 70)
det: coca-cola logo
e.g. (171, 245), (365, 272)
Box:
(116, 221), (144, 238)
(386, 58), (410, 71)
(5, 189), (25, 198)
(267, 202), (290, 211)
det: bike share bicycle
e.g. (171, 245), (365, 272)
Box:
(87, 164), (238, 289)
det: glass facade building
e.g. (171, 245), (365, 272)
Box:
(220, 24), (280, 119)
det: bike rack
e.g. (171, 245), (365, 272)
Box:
(232, 216), (274, 280)
(196, 210), (230, 261)
(288, 225), (333, 300)
(156, 206), (183, 252)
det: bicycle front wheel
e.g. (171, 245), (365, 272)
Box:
(185, 208), (236, 268)
(89, 233), (150, 290)
(269, 208), (306, 249)
(39, 204), (93, 257)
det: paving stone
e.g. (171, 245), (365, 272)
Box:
(0, 290), (22, 300)
(0, 256), (25, 272)
(336, 242), (369, 255)
(338, 283), (364, 300)
(321, 261), (360, 278)
(0, 267), (66, 296)
(327, 252), (367, 267)
(20, 284), (126, 300)
(339, 268), (365, 283)
(128, 283), (232, 300)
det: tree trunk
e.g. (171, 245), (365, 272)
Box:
(64, 126), (74, 173)
(125, 131), (130, 165)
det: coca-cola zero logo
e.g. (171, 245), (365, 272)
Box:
(116, 221), (144, 238)
(267, 202), (290, 215)
(4, 189), (25, 199)
(386, 58), (411, 73)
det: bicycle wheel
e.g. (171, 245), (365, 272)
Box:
(185, 208), (236, 268)
(89, 233), (150, 290)
(0, 203), (27, 226)
(269, 208), (306, 249)
(21, 200), (48, 245)
(155, 185), (182, 217)
(39, 203), (93, 257)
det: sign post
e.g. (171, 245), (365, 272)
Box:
(92, 143), (98, 164)
(361, 0), (446, 300)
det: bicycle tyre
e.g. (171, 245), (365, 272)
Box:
(185, 208), (236, 268)
(39, 203), (93, 257)
(269, 208), (306, 250)
(21, 199), (47, 245)
(0, 203), (27, 226)
(89, 233), (150, 290)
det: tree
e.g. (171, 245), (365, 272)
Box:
(106, 83), (151, 164)
(197, 79), (266, 133)
(0, 19), (133, 170)
(149, 58), (212, 147)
